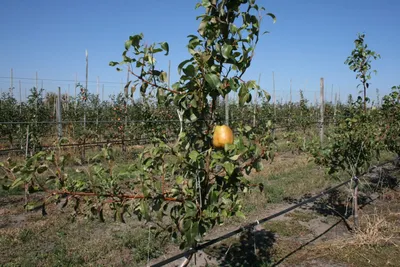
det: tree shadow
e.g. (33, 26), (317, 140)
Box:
(206, 228), (276, 267)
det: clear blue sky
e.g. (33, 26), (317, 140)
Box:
(1, 0), (399, 104)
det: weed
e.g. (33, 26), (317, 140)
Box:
(285, 210), (318, 222)
(18, 229), (34, 243)
(263, 220), (311, 237)
(114, 227), (169, 265)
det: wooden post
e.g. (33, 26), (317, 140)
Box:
(84, 50), (88, 130)
(123, 68), (129, 152)
(67, 84), (70, 112)
(272, 71), (276, 118)
(102, 84), (104, 102)
(334, 92), (338, 124)
(33, 72), (38, 154)
(74, 73), (78, 110)
(10, 68), (13, 95)
(24, 124), (30, 211)
(96, 76), (99, 131)
(320, 78), (325, 146)
(25, 125), (29, 158)
(18, 80), (22, 113)
(353, 177), (359, 230)
(97, 76), (100, 96)
(19, 80), (22, 149)
(57, 87), (62, 140)
(253, 73), (261, 127)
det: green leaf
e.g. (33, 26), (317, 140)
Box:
(124, 39), (132, 50)
(160, 42), (169, 55)
(177, 59), (193, 74)
(229, 154), (240, 161)
(184, 201), (197, 217)
(267, 13), (276, 23)
(205, 74), (221, 90)
(176, 176), (184, 185)
(183, 64), (196, 77)
(160, 71), (168, 83)
(223, 162), (235, 176)
(11, 178), (24, 188)
(189, 150), (199, 161)
(212, 151), (224, 160)
(129, 34), (143, 48)
(198, 21), (207, 36)
(221, 44), (233, 59)
(262, 90), (271, 102)
(236, 210), (246, 219)
(190, 113), (197, 122)
(140, 200), (150, 221)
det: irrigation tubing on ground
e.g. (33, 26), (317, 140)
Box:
(151, 158), (397, 267)
(150, 178), (352, 267)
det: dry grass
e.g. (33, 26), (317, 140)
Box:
(280, 205), (400, 265)
(351, 209), (400, 247)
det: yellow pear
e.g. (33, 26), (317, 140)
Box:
(212, 125), (234, 148)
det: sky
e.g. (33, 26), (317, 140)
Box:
(1, 0), (399, 104)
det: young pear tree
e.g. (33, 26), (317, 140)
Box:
(345, 33), (380, 113)
(109, 0), (276, 249)
(0, 0), (277, 261)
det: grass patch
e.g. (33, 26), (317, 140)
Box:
(251, 156), (334, 202)
(263, 219), (311, 237)
(285, 210), (318, 222)
(0, 210), (170, 267)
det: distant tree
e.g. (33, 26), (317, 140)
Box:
(345, 33), (380, 113)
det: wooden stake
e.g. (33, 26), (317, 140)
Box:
(10, 68), (13, 95)
(353, 177), (359, 230)
(57, 87), (62, 139)
(320, 78), (325, 146)
(272, 71), (276, 118)
(253, 73), (261, 127)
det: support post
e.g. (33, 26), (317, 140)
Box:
(57, 87), (63, 140)
(320, 78), (325, 146)
(10, 68), (14, 95)
(353, 177), (359, 230)
(272, 71), (276, 118)
(253, 73), (261, 127)
(84, 50), (88, 130)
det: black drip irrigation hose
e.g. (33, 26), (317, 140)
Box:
(151, 159), (395, 267)
(151, 179), (351, 267)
